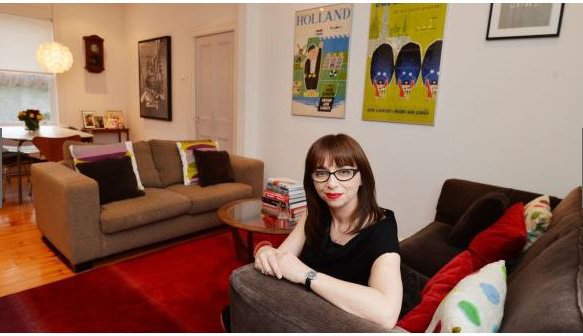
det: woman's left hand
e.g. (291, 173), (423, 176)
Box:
(275, 252), (311, 284)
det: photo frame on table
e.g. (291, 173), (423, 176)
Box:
(486, 3), (564, 40)
(105, 111), (124, 129)
(81, 111), (96, 129)
(138, 36), (172, 121)
(94, 115), (105, 129)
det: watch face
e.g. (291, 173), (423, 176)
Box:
(90, 43), (100, 53)
(307, 270), (317, 280)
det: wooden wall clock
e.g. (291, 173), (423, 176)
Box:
(83, 35), (104, 73)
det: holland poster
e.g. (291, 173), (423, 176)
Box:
(292, 4), (352, 119)
(362, 4), (447, 125)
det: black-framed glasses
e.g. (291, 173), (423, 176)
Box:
(311, 168), (359, 183)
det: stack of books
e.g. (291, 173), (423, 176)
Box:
(261, 177), (307, 227)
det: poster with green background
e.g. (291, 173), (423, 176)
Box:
(362, 4), (447, 125)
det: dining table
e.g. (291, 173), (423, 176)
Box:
(2, 126), (94, 204)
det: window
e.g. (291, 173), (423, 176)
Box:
(0, 13), (56, 125)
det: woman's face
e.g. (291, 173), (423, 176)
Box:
(313, 158), (361, 212)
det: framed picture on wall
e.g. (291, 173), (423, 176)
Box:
(81, 111), (96, 129)
(486, 4), (565, 40)
(138, 36), (172, 121)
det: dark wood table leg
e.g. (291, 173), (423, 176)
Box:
(247, 231), (254, 261)
(230, 228), (252, 263)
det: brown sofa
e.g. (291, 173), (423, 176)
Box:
(31, 139), (263, 271)
(229, 179), (583, 332)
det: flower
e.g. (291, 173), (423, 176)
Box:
(18, 109), (43, 131)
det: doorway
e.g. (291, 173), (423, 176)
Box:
(194, 31), (235, 153)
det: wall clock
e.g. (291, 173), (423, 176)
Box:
(83, 35), (104, 73)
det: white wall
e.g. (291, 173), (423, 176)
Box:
(53, 4), (128, 130)
(240, 4), (583, 238)
(124, 4), (238, 142)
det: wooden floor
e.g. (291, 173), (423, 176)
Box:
(0, 176), (74, 298)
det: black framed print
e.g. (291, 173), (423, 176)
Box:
(486, 3), (564, 40)
(138, 36), (172, 121)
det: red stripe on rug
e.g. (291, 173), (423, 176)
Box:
(0, 230), (286, 332)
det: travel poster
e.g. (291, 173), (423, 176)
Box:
(292, 4), (353, 119)
(362, 4), (447, 125)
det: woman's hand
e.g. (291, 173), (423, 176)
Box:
(275, 252), (311, 284)
(254, 246), (283, 279)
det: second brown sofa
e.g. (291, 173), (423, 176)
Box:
(32, 139), (264, 271)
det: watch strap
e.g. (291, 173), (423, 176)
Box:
(305, 277), (313, 291)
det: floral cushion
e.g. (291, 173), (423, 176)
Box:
(426, 260), (507, 333)
(176, 140), (218, 185)
(523, 195), (553, 249)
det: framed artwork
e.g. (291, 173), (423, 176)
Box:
(362, 4), (447, 125)
(105, 111), (124, 129)
(486, 3), (565, 40)
(138, 36), (172, 121)
(81, 111), (96, 129)
(291, 4), (353, 119)
(94, 115), (105, 128)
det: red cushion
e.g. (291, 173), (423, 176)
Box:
(397, 251), (482, 332)
(469, 202), (527, 263)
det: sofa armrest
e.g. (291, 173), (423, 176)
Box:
(229, 264), (400, 332)
(230, 155), (264, 198)
(31, 162), (102, 266)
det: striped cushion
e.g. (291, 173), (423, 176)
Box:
(176, 140), (218, 185)
(69, 141), (144, 190)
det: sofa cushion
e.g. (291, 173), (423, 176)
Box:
(397, 251), (482, 332)
(177, 140), (218, 185)
(194, 150), (234, 187)
(400, 221), (464, 277)
(166, 183), (252, 214)
(150, 140), (183, 187)
(447, 192), (510, 247)
(523, 195), (553, 249)
(468, 203), (527, 264)
(100, 188), (191, 234)
(69, 141), (144, 190)
(500, 187), (583, 332)
(133, 141), (163, 188)
(426, 260), (507, 333)
(76, 156), (145, 205)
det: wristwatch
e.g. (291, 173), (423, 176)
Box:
(304, 269), (318, 291)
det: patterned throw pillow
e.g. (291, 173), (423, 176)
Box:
(523, 195), (553, 249)
(176, 140), (218, 185)
(69, 141), (144, 190)
(426, 260), (507, 333)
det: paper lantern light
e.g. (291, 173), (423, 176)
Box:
(36, 42), (73, 74)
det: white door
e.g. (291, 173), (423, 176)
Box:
(194, 31), (235, 153)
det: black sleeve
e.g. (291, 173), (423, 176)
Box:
(371, 210), (400, 257)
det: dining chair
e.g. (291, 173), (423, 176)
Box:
(32, 135), (82, 162)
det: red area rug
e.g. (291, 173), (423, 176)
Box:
(0, 229), (284, 332)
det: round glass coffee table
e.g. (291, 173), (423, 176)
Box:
(218, 198), (293, 262)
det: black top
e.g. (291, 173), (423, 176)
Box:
(299, 209), (400, 286)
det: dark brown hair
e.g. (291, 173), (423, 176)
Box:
(303, 133), (383, 246)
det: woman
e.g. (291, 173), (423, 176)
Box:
(254, 133), (402, 329)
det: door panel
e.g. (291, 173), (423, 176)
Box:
(194, 31), (235, 153)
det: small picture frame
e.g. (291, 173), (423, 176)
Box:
(94, 115), (105, 129)
(486, 4), (565, 40)
(105, 111), (124, 129)
(82, 111), (96, 129)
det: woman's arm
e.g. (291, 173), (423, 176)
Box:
(254, 213), (306, 278)
(277, 252), (403, 329)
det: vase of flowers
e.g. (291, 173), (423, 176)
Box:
(18, 109), (43, 132)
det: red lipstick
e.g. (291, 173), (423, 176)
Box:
(326, 193), (343, 200)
